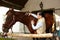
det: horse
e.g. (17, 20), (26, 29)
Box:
(2, 8), (55, 38)
(2, 9), (37, 35)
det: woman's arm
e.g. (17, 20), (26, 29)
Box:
(30, 13), (38, 19)
(31, 20), (43, 30)
(31, 14), (37, 18)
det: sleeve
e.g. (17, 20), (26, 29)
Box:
(31, 20), (43, 30)
(31, 14), (38, 19)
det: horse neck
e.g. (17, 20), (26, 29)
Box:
(14, 12), (29, 25)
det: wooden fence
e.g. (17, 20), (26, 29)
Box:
(7, 33), (53, 38)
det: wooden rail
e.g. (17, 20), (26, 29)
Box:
(7, 33), (53, 38)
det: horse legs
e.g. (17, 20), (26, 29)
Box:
(39, 38), (46, 40)
(33, 38), (46, 40)
(33, 38), (35, 40)
(33, 38), (38, 40)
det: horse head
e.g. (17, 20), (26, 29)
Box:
(2, 9), (15, 36)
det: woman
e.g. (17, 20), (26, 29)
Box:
(29, 12), (46, 40)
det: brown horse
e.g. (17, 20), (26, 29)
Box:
(2, 9), (37, 34)
(2, 9), (54, 37)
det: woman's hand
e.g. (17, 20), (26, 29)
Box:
(31, 20), (34, 24)
(29, 13), (32, 16)
(25, 11), (32, 16)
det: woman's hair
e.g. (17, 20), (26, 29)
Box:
(37, 12), (43, 17)
(37, 12), (41, 15)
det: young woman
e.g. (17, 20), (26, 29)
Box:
(29, 12), (46, 40)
